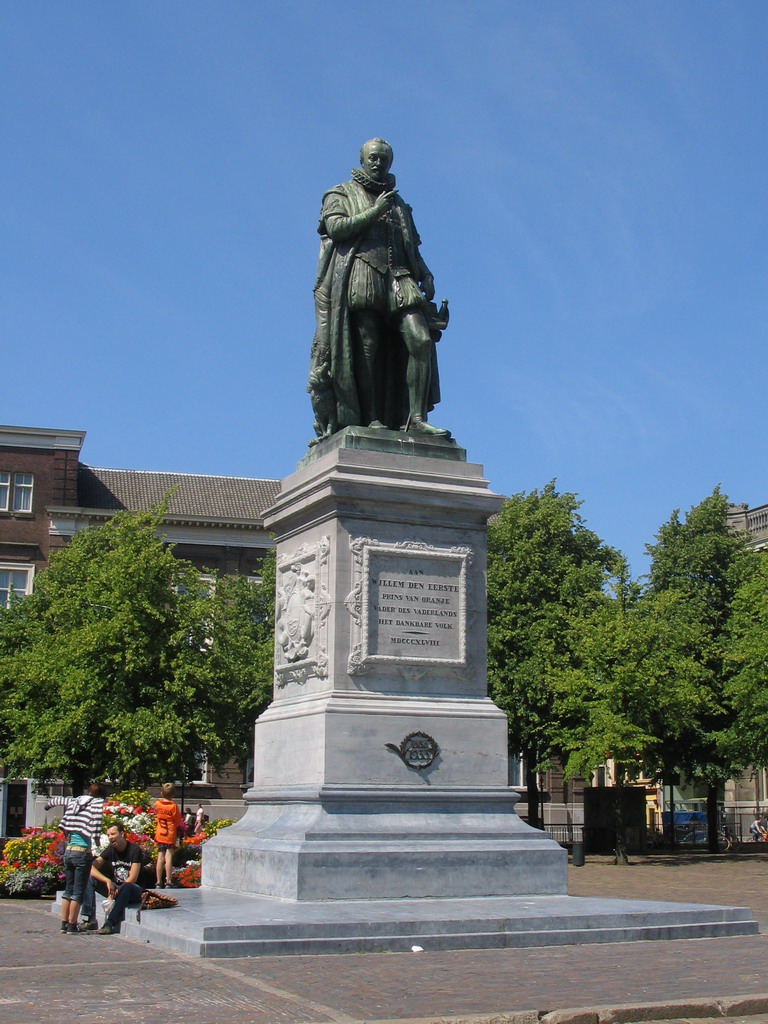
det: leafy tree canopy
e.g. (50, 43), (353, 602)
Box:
(557, 569), (713, 784)
(0, 507), (274, 791)
(724, 555), (768, 769)
(644, 486), (758, 785)
(647, 487), (756, 634)
(487, 482), (621, 777)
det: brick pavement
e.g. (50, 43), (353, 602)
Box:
(567, 852), (768, 927)
(1, 852), (767, 1024)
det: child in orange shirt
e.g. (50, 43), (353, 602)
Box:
(153, 783), (184, 888)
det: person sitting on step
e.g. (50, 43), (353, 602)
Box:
(90, 822), (144, 935)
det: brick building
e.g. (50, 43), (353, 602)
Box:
(0, 426), (84, 606)
(0, 424), (279, 834)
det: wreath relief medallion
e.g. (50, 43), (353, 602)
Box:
(386, 732), (440, 770)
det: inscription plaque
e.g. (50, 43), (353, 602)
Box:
(346, 540), (471, 672)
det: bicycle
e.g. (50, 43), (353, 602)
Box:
(718, 827), (735, 853)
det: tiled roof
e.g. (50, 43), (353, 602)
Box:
(78, 466), (281, 522)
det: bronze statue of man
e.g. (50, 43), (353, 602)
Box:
(308, 139), (450, 442)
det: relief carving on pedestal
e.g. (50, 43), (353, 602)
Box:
(275, 536), (330, 687)
(385, 731), (440, 770)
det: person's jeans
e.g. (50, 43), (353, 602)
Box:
(81, 875), (96, 919)
(106, 882), (143, 926)
(93, 876), (144, 925)
(62, 848), (92, 905)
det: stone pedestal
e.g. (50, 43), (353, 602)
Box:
(204, 429), (566, 899)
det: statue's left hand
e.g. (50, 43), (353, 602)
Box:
(421, 275), (435, 301)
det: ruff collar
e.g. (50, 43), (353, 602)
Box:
(351, 167), (397, 194)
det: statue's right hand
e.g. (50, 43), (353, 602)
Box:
(372, 190), (397, 217)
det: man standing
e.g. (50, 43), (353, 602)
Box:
(90, 822), (144, 934)
(309, 138), (450, 440)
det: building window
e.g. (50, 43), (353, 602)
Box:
(176, 575), (215, 598)
(508, 756), (525, 788)
(0, 565), (33, 608)
(13, 473), (34, 512)
(0, 472), (34, 513)
(189, 752), (210, 785)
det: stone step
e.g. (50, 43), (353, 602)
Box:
(105, 890), (759, 958)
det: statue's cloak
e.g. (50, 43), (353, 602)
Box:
(308, 180), (440, 435)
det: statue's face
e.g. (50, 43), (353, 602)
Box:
(361, 142), (392, 182)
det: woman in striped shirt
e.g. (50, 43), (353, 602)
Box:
(46, 783), (106, 934)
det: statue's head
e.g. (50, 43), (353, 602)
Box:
(360, 138), (393, 182)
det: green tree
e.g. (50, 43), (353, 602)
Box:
(724, 555), (768, 771)
(645, 487), (758, 851)
(0, 508), (275, 791)
(487, 482), (620, 828)
(557, 566), (712, 861)
(200, 551), (275, 770)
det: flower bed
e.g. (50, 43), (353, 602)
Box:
(101, 791), (155, 842)
(172, 817), (233, 888)
(0, 792), (231, 897)
(174, 860), (202, 888)
(0, 829), (64, 897)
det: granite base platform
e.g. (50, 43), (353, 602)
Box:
(91, 888), (758, 958)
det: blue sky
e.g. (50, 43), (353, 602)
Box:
(3, 2), (767, 575)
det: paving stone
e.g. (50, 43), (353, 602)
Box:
(540, 1011), (599, 1024)
(719, 1001), (768, 1018)
(597, 1002), (724, 1024)
(2, 853), (768, 1024)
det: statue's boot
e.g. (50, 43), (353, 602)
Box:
(404, 416), (451, 438)
(368, 420), (387, 429)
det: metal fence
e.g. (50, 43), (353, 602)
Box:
(543, 815), (768, 850)
(631, 816), (754, 849)
(544, 824), (583, 845)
